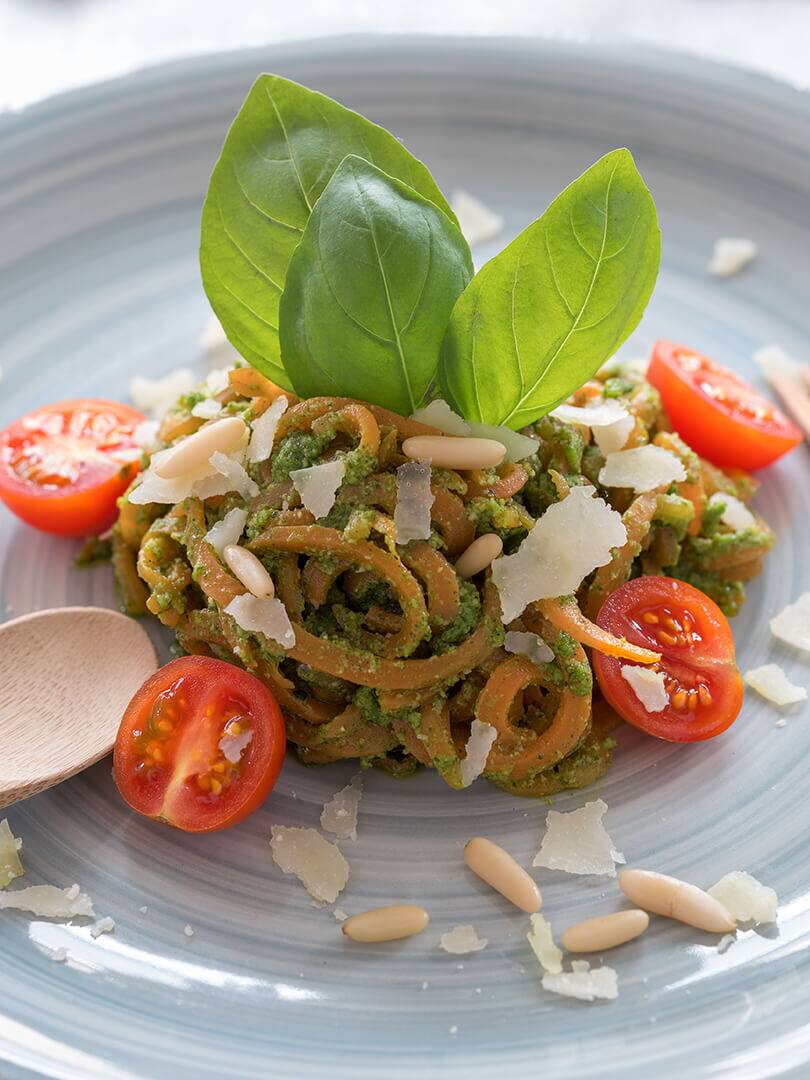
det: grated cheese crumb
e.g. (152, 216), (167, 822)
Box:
(394, 460), (434, 544)
(90, 916), (115, 939)
(248, 396), (289, 464)
(51, 947), (68, 963)
(542, 960), (619, 1002)
(770, 593), (810, 653)
(620, 665), (669, 713)
(225, 594), (296, 650)
(707, 492), (756, 533)
(709, 237), (758, 277)
(139, 906), (149, 915)
(333, 908), (348, 922)
(504, 630), (555, 666)
(440, 925), (488, 955)
(450, 189), (504, 247)
(204, 507), (247, 556)
(0, 820), (24, 889)
(459, 719), (497, 788)
(129, 368), (195, 418)
(0, 884), (95, 919)
(269, 826), (349, 903)
(744, 664), (806, 707)
(533, 799), (625, 877)
(708, 871), (777, 925)
(184, 924), (195, 937)
(291, 458), (346, 519)
(320, 773), (363, 842)
(598, 445), (686, 493)
(527, 913), (563, 974)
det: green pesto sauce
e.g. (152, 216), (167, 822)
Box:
(270, 431), (329, 482)
(432, 580), (481, 653)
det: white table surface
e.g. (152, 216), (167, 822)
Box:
(2, 0), (809, 110)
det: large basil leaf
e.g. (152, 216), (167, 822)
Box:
(439, 149), (660, 429)
(279, 155), (473, 413)
(200, 74), (455, 389)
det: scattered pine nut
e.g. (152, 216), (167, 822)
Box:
(341, 904), (429, 943)
(619, 869), (736, 933)
(223, 544), (275, 598)
(455, 534), (503, 579)
(401, 435), (506, 470)
(464, 837), (541, 914)
(561, 909), (649, 952)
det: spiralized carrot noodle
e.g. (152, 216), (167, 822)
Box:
(115, 364), (768, 792)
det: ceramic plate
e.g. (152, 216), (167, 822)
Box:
(1, 37), (809, 1080)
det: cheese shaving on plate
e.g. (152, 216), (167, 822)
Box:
(527, 913), (562, 974)
(248, 396), (289, 463)
(492, 487), (626, 622)
(708, 871), (777, 924)
(620, 665), (669, 713)
(410, 399), (538, 462)
(504, 630), (554, 665)
(440, 925), (488, 954)
(225, 594), (296, 650)
(744, 664), (806, 706)
(291, 459), (346, 519)
(770, 593), (810, 653)
(90, 916), (116, 938)
(269, 826), (349, 903)
(450, 189), (504, 247)
(0, 884), (95, 918)
(542, 960), (619, 1002)
(394, 461), (434, 544)
(320, 773), (363, 841)
(204, 507), (247, 556)
(707, 492), (756, 532)
(533, 799), (625, 877)
(0, 820), (23, 889)
(598, 445), (686, 493)
(129, 368), (195, 417)
(459, 719), (497, 787)
(708, 237), (758, 277)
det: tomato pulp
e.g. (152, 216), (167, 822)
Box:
(0, 399), (146, 536)
(592, 577), (743, 742)
(114, 656), (286, 832)
(647, 340), (802, 471)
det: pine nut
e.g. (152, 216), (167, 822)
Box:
(561, 909), (649, 952)
(463, 837), (541, 913)
(455, 534), (503, 579)
(619, 869), (736, 933)
(401, 435), (506, 470)
(154, 417), (247, 478)
(223, 545), (275, 598)
(341, 904), (429, 943)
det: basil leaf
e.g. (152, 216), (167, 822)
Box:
(439, 149), (660, 429)
(200, 74), (455, 389)
(279, 155), (473, 414)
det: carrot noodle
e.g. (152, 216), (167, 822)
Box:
(114, 361), (768, 794)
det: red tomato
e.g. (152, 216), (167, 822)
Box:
(0, 399), (146, 537)
(114, 656), (286, 833)
(592, 577), (743, 742)
(647, 340), (802, 471)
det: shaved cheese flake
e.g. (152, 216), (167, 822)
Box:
(459, 719), (497, 787)
(191, 398), (223, 420)
(204, 507), (247, 556)
(593, 413), (635, 456)
(552, 400), (629, 428)
(410, 400), (537, 461)
(218, 727), (253, 763)
(542, 960), (618, 1002)
(744, 664), (806, 706)
(504, 630), (554, 665)
(130, 368), (195, 417)
(269, 826), (349, 903)
(709, 237), (758, 277)
(440, 925), (488, 954)
(395, 460), (434, 544)
(707, 492), (756, 532)
(527, 913), (563, 974)
(320, 773), (363, 841)
(770, 593), (810, 653)
(248, 395), (289, 463)
(450, 189), (504, 247)
(493, 487), (626, 622)
(0, 884), (95, 919)
(225, 594), (295, 650)
(125, 460), (213, 506)
(196, 450), (259, 501)
(533, 799), (624, 877)
(132, 419), (159, 448)
(291, 458), (346, 520)
(90, 916), (116, 939)
(599, 445), (686, 493)
(0, 820), (23, 888)
(620, 665), (669, 713)
(411, 399), (471, 436)
(708, 871), (777, 925)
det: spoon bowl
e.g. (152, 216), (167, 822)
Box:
(0, 606), (158, 809)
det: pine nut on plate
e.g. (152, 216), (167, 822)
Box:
(341, 904), (429, 943)
(561, 909), (649, 952)
(401, 435), (507, 470)
(463, 837), (541, 913)
(619, 869), (736, 933)
(455, 534), (503, 579)
(154, 416), (247, 478)
(223, 545), (275, 598)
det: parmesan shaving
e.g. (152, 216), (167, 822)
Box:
(191, 398), (223, 420)
(592, 413), (635, 456)
(126, 454), (215, 505)
(218, 727), (253, 763)
(744, 664), (806, 707)
(459, 719), (497, 787)
(708, 871), (777, 925)
(204, 507), (247, 556)
(320, 773), (363, 841)
(394, 460), (434, 544)
(620, 665), (669, 713)
(493, 486), (626, 622)
(440, 925), (488, 955)
(598, 445), (686, 493)
(129, 368), (195, 417)
(504, 630), (554, 666)
(248, 395), (289, 463)
(707, 492), (756, 532)
(132, 419), (159, 449)
(196, 450), (259, 501)
(0, 884), (95, 919)
(542, 960), (619, 1002)
(225, 594), (296, 650)
(291, 458), (346, 520)
(0, 820), (23, 889)
(551, 401), (629, 428)
(90, 916), (115, 938)
(410, 400), (537, 462)
(269, 826), (349, 903)
(527, 913), (563, 974)
(709, 237), (758, 277)
(450, 189), (504, 247)
(533, 799), (625, 877)
(770, 593), (810, 653)
(411, 399), (471, 436)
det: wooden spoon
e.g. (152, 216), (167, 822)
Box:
(0, 606), (158, 809)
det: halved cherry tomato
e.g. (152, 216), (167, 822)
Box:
(114, 656), (286, 832)
(647, 341), (802, 471)
(592, 577), (743, 742)
(0, 399), (146, 537)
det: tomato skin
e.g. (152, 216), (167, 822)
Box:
(647, 341), (802, 471)
(0, 399), (145, 537)
(593, 577), (743, 743)
(114, 656), (286, 833)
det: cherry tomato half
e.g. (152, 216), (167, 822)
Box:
(647, 341), (802, 471)
(113, 656), (286, 832)
(0, 399), (146, 536)
(592, 577), (743, 742)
